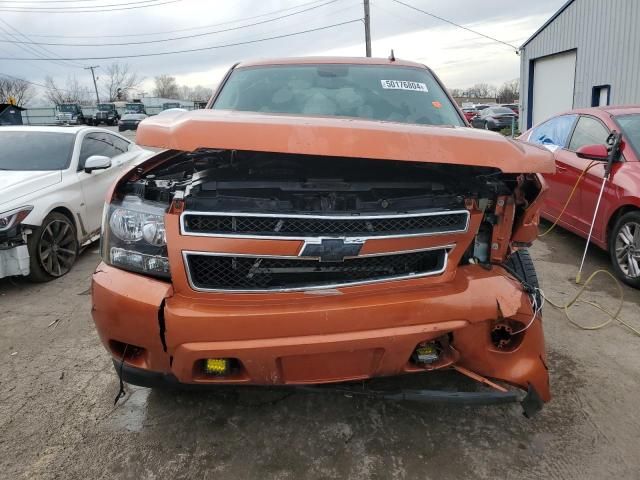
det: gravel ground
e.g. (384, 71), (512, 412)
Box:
(2, 130), (640, 479)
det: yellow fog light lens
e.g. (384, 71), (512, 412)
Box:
(204, 358), (229, 375)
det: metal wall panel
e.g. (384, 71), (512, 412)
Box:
(520, 0), (640, 129)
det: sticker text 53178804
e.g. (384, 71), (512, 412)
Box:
(380, 80), (429, 92)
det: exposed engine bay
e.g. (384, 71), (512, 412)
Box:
(122, 148), (538, 216)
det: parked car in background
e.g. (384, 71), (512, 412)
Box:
(520, 106), (640, 287)
(92, 57), (553, 415)
(461, 107), (478, 122)
(89, 103), (120, 126)
(0, 126), (149, 282)
(125, 102), (146, 115)
(55, 103), (86, 125)
(118, 112), (148, 131)
(501, 103), (519, 115)
(162, 102), (181, 110)
(471, 106), (519, 131)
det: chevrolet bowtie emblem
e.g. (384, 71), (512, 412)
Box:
(300, 238), (364, 262)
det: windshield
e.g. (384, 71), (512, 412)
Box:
(97, 104), (114, 111)
(126, 104), (144, 113)
(58, 105), (77, 112)
(213, 64), (464, 126)
(489, 107), (516, 115)
(0, 131), (75, 170)
(616, 114), (640, 158)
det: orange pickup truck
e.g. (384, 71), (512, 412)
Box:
(91, 57), (554, 416)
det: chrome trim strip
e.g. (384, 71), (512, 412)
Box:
(181, 246), (451, 293)
(179, 209), (470, 240)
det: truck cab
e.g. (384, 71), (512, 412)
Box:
(55, 104), (85, 125)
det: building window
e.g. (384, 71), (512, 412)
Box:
(592, 85), (611, 107)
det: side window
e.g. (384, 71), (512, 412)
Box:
(108, 134), (130, 155)
(528, 114), (577, 148)
(568, 116), (609, 151)
(78, 133), (117, 170)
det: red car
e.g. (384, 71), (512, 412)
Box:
(461, 107), (478, 122)
(520, 106), (640, 287)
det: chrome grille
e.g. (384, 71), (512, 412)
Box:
(181, 210), (469, 239)
(184, 248), (448, 292)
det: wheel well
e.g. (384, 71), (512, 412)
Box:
(50, 207), (77, 230)
(607, 205), (639, 245)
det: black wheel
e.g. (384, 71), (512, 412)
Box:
(27, 212), (78, 282)
(504, 249), (540, 303)
(609, 211), (640, 288)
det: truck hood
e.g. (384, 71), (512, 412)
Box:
(136, 109), (554, 173)
(0, 171), (62, 209)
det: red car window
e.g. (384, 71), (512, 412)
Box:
(568, 116), (609, 151)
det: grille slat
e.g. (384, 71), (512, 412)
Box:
(185, 249), (447, 292)
(182, 211), (468, 238)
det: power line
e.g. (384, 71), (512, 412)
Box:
(0, 22), (74, 69)
(388, 0), (519, 52)
(0, 0), (181, 13)
(1, 0), (168, 5)
(0, 19), (362, 61)
(0, 18), (85, 69)
(0, 0), (340, 47)
(19, 0), (333, 38)
(0, 72), (76, 93)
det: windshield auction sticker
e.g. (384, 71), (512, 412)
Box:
(380, 80), (428, 92)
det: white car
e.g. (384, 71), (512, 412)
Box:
(0, 126), (151, 281)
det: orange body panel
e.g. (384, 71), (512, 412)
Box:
(136, 110), (554, 174)
(92, 261), (549, 401)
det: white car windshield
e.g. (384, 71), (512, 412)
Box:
(0, 131), (75, 170)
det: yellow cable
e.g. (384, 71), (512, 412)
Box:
(538, 160), (599, 237)
(530, 159), (639, 336)
(542, 269), (640, 337)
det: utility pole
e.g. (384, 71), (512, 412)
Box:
(364, 0), (371, 57)
(85, 65), (100, 104)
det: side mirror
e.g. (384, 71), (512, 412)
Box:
(576, 144), (609, 161)
(84, 155), (111, 173)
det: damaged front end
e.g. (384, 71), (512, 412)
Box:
(0, 207), (33, 278)
(92, 142), (551, 416)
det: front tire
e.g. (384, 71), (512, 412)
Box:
(609, 211), (640, 288)
(27, 212), (79, 282)
(504, 249), (541, 303)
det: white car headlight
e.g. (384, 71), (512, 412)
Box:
(102, 197), (169, 278)
(0, 206), (33, 232)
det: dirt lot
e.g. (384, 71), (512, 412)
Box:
(2, 131), (640, 479)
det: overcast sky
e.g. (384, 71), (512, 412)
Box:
(0, 0), (567, 99)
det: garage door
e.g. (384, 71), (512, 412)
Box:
(532, 50), (576, 126)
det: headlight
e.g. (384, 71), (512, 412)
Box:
(102, 196), (170, 279)
(0, 206), (33, 232)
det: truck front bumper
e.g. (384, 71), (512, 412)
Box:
(91, 262), (550, 403)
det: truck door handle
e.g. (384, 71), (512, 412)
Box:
(556, 165), (567, 172)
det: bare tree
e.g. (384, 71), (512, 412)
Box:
(101, 62), (143, 102)
(190, 85), (213, 101)
(496, 79), (519, 104)
(43, 76), (93, 105)
(466, 83), (497, 99)
(153, 74), (179, 98)
(0, 76), (35, 106)
(175, 83), (213, 101)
